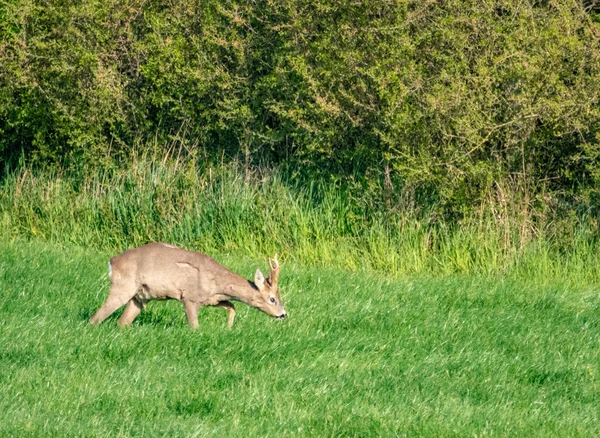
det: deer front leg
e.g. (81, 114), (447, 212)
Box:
(183, 300), (200, 329)
(215, 301), (236, 328)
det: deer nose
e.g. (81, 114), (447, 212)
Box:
(277, 312), (287, 319)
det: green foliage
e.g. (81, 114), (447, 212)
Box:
(1, 240), (599, 435)
(1, 0), (600, 212)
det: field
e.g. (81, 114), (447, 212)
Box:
(4, 1), (600, 435)
(1, 239), (599, 437)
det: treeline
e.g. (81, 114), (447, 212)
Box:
(2, 0), (600, 212)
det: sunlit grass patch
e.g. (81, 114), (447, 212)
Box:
(0, 240), (598, 436)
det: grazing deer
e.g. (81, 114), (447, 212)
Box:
(89, 243), (286, 328)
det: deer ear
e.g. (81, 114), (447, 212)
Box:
(254, 269), (265, 290)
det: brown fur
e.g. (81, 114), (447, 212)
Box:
(89, 243), (286, 329)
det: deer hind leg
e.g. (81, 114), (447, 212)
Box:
(90, 282), (137, 326)
(215, 301), (236, 328)
(117, 298), (144, 327)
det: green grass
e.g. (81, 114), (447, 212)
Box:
(1, 239), (599, 436)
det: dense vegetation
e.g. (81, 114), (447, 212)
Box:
(2, 0), (600, 213)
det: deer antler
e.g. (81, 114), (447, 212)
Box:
(268, 254), (280, 287)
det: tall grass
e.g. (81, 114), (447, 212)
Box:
(1, 155), (600, 283)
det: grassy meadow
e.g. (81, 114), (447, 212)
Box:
(1, 239), (599, 436)
(3, 0), (600, 434)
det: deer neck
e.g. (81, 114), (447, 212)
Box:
(219, 274), (260, 306)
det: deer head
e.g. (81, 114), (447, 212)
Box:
(253, 255), (286, 319)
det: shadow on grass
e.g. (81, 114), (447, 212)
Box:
(526, 368), (580, 386)
(78, 305), (183, 327)
(78, 308), (95, 321)
(168, 397), (222, 418)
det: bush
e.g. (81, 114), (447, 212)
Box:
(1, 0), (599, 213)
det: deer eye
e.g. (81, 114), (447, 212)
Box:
(269, 297), (276, 304)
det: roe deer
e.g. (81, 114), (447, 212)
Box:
(89, 242), (286, 328)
